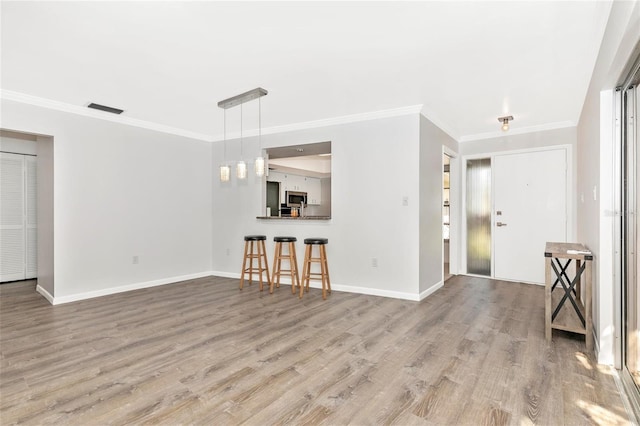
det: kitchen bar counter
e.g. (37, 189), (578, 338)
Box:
(256, 216), (331, 220)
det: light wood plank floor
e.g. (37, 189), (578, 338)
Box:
(0, 275), (632, 425)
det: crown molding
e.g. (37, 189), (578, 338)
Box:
(459, 120), (576, 142)
(211, 104), (424, 142)
(418, 106), (460, 142)
(0, 90), (212, 141)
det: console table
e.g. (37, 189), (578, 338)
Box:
(544, 242), (593, 352)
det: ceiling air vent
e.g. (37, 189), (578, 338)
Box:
(87, 103), (124, 115)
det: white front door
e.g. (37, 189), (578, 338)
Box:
(493, 148), (567, 284)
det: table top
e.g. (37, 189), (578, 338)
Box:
(544, 242), (593, 260)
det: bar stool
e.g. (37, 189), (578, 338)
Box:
(271, 236), (300, 294)
(301, 238), (331, 300)
(240, 235), (271, 291)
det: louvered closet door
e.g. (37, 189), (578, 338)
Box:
(25, 156), (37, 279)
(0, 152), (37, 282)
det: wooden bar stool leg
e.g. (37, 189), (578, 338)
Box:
(319, 245), (327, 300)
(301, 244), (311, 299)
(291, 242), (301, 294)
(321, 244), (331, 294)
(240, 241), (249, 290)
(248, 241), (255, 286)
(262, 240), (271, 289)
(257, 240), (264, 291)
(271, 242), (280, 294)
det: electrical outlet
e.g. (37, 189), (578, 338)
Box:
(132, 256), (139, 264)
(372, 258), (378, 267)
(402, 196), (409, 206)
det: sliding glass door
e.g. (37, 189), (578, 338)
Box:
(620, 59), (640, 413)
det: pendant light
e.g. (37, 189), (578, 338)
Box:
(237, 103), (247, 179)
(217, 88), (268, 182)
(255, 96), (265, 177)
(219, 109), (230, 182)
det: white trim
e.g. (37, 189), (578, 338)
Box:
(459, 121), (576, 143)
(442, 146), (459, 277)
(48, 271), (213, 305)
(1, 90), (212, 142)
(211, 271), (241, 279)
(36, 284), (54, 304)
(215, 273), (428, 301)
(419, 280), (444, 301)
(211, 104), (425, 142)
(2, 90), (424, 144)
(328, 282), (422, 301)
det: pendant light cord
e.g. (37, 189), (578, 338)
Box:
(223, 108), (227, 162)
(240, 103), (243, 159)
(259, 97), (262, 149)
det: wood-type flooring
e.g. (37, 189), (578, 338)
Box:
(0, 275), (632, 425)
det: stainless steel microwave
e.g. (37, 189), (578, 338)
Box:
(286, 191), (307, 207)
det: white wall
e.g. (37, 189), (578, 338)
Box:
(577, 0), (640, 365)
(1, 99), (213, 303)
(419, 115), (459, 296)
(212, 114), (423, 300)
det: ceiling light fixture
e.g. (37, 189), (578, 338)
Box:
(218, 88), (268, 181)
(498, 115), (514, 132)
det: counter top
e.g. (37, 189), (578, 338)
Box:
(256, 216), (331, 220)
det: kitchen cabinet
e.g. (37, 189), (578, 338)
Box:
(305, 177), (321, 205)
(268, 171), (321, 205)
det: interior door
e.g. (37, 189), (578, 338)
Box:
(1, 153), (26, 282)
(494, 149), (567, 284)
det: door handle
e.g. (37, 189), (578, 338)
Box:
(497, 222), (507, 227)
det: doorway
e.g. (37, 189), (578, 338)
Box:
(493, 148), (567, 284)
(0, 132), (38, 283)
(443, 154), (452, 281)
(464, 148), (569, 283)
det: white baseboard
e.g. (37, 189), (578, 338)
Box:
(212, 272), (437, 301)
(329, 283), (422, 301)
(41, 271), (442, 305)
(48, 271), (214, 305)
(419, 280), (443, 301)
(36, 284), (54, 304)
(210, 271), (241, 279)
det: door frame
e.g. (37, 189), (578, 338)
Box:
(461, 144), (574, 280)
(443, 146), (459, 278)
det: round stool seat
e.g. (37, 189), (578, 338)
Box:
(274, 236), (297, 243)
(244, 235), (267, 241)
(304, 238), (328, 245)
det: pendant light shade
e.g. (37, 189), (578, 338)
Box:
(236, 160), (247, 179)
(220, 164), (230, 182)
(255, 156), (265, 177)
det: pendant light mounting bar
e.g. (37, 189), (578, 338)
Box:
(218, 87), (268, 109)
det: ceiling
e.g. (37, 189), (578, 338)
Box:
(0, 1), (612, 142)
